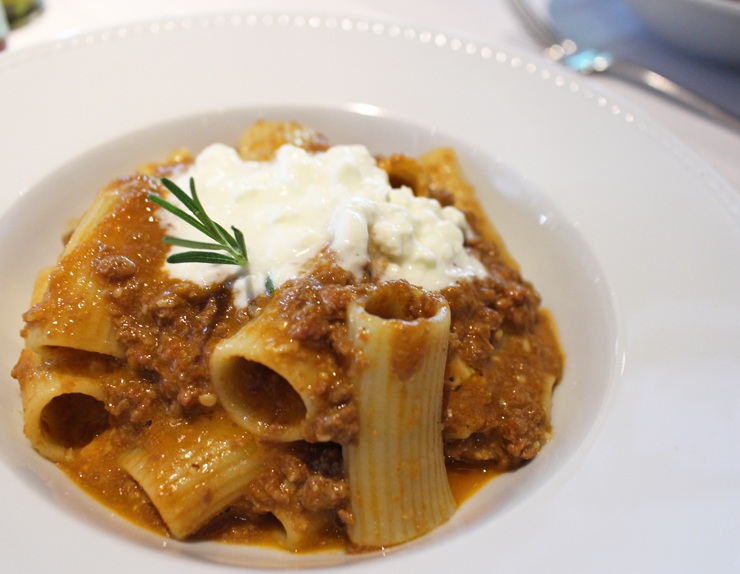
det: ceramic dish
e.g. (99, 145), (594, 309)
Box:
(1, 12), (739, 573)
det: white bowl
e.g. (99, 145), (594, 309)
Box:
(624, 0), (740, 65)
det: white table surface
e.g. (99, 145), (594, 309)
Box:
(4, 0), (740, 195)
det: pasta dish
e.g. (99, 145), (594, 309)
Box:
(12, 121), (563, 552)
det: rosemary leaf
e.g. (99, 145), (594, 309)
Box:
(232, 226), (248, 265)
(149, 177), (249, 268)
(213, 221), (240, 251)
(148, 193), (210, 237)
(161, 177), (200, 214)
(167, 251), (240, 265)
(162, 237), (229, 251)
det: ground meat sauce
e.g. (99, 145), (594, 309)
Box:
(440, 256), (562, 469)
(20, 142), (563, 552)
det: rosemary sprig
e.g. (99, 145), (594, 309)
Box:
(148, 177), (248, 266)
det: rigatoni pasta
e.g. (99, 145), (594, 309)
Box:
(15, 348), (111, 462)
(210, 293), (343, 443)
(345, 285), (455, 546)
(23, 182), (130, 360)
(15, 268), (112, 461)
(119, 412), (266, 539)
(12, 120), (563, 553)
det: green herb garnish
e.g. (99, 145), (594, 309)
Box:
(148, 177), (248, 266)
(265, 275), (275, 295)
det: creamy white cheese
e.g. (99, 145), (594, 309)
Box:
(160, 143), (488, 306)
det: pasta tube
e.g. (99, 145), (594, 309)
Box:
(210, 297), (345, 443)
(24, 181), (128, 359)
(13, 268), (111, 461)
(272, 508), (336, 551)
(14, 348), (110, 462)
(119, 412), (265, 539)
(345, 283), (455, 547)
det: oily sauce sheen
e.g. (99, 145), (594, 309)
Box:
(63, 436), (504, 550)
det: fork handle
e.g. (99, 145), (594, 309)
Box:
(602, 59), (740, 133)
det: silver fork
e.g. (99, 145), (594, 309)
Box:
(507, 0), (740, 132)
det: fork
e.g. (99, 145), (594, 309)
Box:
(506, 0), (740, 132)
